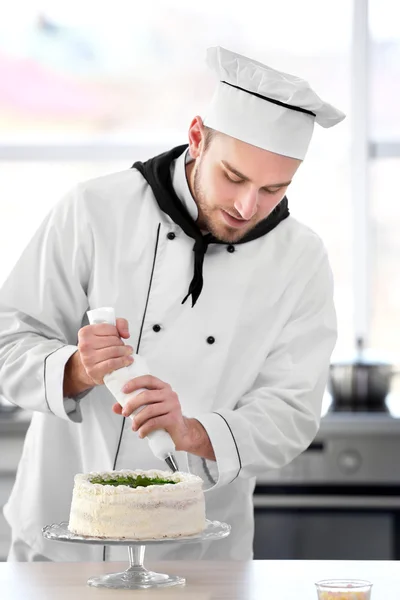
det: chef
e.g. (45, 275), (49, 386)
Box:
(0, 46), (344, 562)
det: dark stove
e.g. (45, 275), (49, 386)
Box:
(253, 393), (400, 560)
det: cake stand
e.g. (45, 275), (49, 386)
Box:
(42, 519), (230, 590)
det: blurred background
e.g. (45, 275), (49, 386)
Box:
(1, 0), (400, 562)
(0, 0), (399, 358)
(0, 0), (400, 353)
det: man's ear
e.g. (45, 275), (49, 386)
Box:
(188, 115), (205, 159)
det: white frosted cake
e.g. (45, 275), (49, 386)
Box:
(68, 469), (206, 539)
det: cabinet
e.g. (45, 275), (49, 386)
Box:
(0, 412), (31, 561)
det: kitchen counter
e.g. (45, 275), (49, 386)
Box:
(0, 559), (399, 599)
(0, 409), (31, 435)
(0, 410), (31, 561)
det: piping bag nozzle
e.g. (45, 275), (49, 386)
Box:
(165, 453), (179, 473)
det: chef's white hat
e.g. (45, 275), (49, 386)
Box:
(203, 46), (346, 160)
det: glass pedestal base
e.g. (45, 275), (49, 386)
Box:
(88, 567), (185, 589)
(88, 545), (185, 589)
(42, 520), (230, 590)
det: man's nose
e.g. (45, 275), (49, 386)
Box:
(234, 189), (258, 220)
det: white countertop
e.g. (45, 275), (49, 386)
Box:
(0, 559), (398, 599)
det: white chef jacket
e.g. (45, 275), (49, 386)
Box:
(0, 148), (337, 561)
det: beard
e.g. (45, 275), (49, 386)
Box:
(193, 159), (257, 243)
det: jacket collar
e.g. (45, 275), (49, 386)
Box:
(133, 144), (290, 307)
(171, 147), (199, 222)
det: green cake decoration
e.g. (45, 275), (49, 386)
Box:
(89, 474), (177, 488)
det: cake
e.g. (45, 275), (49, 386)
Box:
(68, 469), (206, 539)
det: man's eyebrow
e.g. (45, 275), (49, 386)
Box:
(221, 161), (291, 189)
(222, 160), (251, 181)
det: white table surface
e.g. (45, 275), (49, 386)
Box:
(0, 559), (398, 599)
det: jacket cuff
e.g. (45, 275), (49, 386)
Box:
(187, 412), (241, 490)
(44, 345), (85, 423)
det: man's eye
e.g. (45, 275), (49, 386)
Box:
(224, 172), (244, 184)
(262, 188), (279, 195)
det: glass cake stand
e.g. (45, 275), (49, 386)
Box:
(42, 519), (230, 590)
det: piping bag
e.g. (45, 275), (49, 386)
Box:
(87, 307), (179, 473)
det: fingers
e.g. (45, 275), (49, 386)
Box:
(122, 375), (167, 394)
(77, 320), (134, 385)
(113, 377), (182, 442)
(121, 389), (165, 417)
(131, 403), (170, 434)
(91, 345), (134, 366)
(80, 323), (123, 339)
(112, 403), (123, 415)
(137, 414), (176, 439)
(98, 356), (134, 378)
(79, 325), (124, 351)
(116, 318), (130, 339)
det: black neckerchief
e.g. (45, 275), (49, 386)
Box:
(132, 144), (289, 307)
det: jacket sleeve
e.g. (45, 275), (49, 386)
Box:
(0, 185), (93, 422)
(187, 249), (337, 489)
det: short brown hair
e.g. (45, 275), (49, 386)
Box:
(203, 126), (217, 151)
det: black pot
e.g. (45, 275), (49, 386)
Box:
(328, 338), (400, 412)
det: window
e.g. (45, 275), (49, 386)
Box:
(1, 1), (353, 354)
(0, 161), (126, 284)
(369, 0), (400, 358)
(370, 0), (400, 141)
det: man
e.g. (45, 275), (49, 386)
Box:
(0, 46), (344, 562)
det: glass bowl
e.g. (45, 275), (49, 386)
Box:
(315, 579), (372, 600)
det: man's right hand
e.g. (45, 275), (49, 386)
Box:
(78, 318), (134, 386)
(63, 318), (134, 397)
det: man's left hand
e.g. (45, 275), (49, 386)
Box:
(111, 375), (214, 459)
